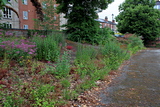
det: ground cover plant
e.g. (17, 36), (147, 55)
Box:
(0, 29), (144, 106)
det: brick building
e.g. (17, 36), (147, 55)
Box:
(19, 0), (38, 29)
(0, 0), (62, 30)
(0, 0), (19, 28)
(95, 16), (117, 32)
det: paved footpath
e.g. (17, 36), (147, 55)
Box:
(97, 49), (160, 107)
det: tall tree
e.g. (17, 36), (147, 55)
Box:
(34, 0), (59, 30)
(56, 0), (114, 43)
(116, 0), (160, 43)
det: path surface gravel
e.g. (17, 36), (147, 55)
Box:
(97, 49), (160, 107)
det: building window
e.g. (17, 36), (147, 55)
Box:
(24, 25), (28, 29)
(154, 5), (160, 9)
(23, 0), (27, 5)
(23, 11), (28, 19)
(3, 23), (12, 28)
(3, 7), (12, 19)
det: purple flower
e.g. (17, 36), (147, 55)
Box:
(28, 52), (33, 54)
(47, 61), (51, 63)
(0, 45), (5, 48)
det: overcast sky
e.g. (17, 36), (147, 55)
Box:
(98, 0), (125, 21)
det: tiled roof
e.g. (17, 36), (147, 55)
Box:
(156, 1), (160, 5)
(95, 19), (117, 25)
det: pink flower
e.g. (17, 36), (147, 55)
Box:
(0, 45), (5, 48)
(47, 61), (51, 63)
(28, 52), (33, 54)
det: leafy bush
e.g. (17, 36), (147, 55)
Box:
(0, 39), (36, 61)
(76, 45), (97, 63)
(32, 33), (65, 62)
(102, 41), (130, 70)
(53, 52), (71, 78)
(66, 19), (100, 44)
(97, 28), (115, 45)
(127, 35), (144, 54)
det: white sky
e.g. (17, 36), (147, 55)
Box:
(98, 0), (125, 21)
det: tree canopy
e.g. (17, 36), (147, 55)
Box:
(56, 0), (114, 43)
(116, 0), (160, 43)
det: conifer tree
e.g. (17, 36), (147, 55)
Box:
(56, 0), (114, 43)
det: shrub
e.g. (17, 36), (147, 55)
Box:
(102, 41), (130, 70)
(0, 39), (36, 61)
(97, 28), (115, 45)
(76, 45), (97, 63)
(127, 35), (144, 54)
(32, 33), (65, 62)
(53, 52), (71, 78)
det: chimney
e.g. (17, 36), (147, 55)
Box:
(105, 16), (108, 21)
(112, 20), (115, 23)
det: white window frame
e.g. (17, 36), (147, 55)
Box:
(3, 7), (12, 19)
(23, 25), (28, 29)
(23, 11), (28, 19)
(23, 0), (28, 5)
(3, 23), (12, 28)
(158, 5), (160, 9)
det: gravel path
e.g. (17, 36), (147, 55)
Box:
(97, 49), (160, 107)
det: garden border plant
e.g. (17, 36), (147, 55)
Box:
(0, 29), (145, 106)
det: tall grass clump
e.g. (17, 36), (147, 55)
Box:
(127, 35), (144, 54)
(32, 33), (65, 62)
(76, 44), (97, 63)
(53, 52), (71, 78)
(102, 41), (130, 70)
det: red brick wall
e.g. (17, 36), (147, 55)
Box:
(19, 0), (38, 29)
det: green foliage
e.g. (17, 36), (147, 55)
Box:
(62, 89), (78, 100)
(61, 79), (70, 89)
(76, 45), (97, 63)
(66, 18), (100, 44)
(32, 34), (62, 62)
(97, 28), (116, 45)
(102, 41), (130, 70)
(116, 0), (160, 43)
(3, 93), (24, 107)
(34, 0), (59, 30)
(56, 0), (114, 44)
(127, 35), (144, 54)
(0, 38), (36, 67)
(0, 0), (6, 9)
(53, 52), (71, 78)
(31, 84), (54, 99)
